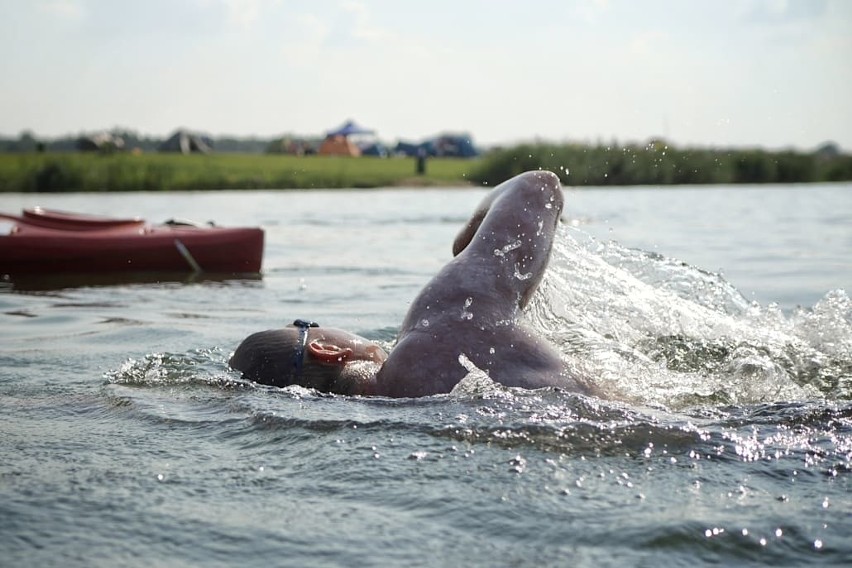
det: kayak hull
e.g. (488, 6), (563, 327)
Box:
(1, 209), (264, 275)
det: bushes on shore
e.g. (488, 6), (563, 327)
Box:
(468, 142), (852, 187)
(1, 142), (850, 192)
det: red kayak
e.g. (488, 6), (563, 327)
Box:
(0, 207), (264, 275)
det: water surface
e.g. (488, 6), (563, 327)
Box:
(1, 184), (850, 567)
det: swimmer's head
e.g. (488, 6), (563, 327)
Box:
(229, 321), (388, 395)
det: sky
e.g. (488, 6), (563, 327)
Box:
(1, 0), (851, 150)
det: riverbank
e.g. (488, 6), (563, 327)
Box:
(0, 153), (479, 192)
(3, 142), (850, 192)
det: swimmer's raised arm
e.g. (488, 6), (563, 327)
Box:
(376, 170), (573, 397)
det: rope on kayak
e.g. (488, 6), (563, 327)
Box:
(174, 239), (202, 273)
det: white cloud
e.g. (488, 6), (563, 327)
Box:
(627, 30), (669, 58)
(742, 0), (829, 23)
(38, 0), (83, 20)
(340, 0), (388, 42)
(574, 0), (611, 23)
(277, 12), (329, 68)
(221, 0), (263, 29)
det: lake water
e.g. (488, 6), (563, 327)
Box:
(1, 183), (850, 567)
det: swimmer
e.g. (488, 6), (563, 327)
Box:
(230, 170), (586, 396)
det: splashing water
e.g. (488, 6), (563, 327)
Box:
(526, 226), (852, 408)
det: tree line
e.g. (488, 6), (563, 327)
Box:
(2, 129), (850, 188)
(468, 141), (852, 186)
(0, 129), (276, 154)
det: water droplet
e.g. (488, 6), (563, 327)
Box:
(461, 297), (474, 320)
(514, 263), (532, 280)
(814, 539), (823, 549)
(489, 347), (495, 355)
(508, 455), (526, 473)
(493, 239), (522, 257)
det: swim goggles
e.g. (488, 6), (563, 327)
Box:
(292, 319), (320, 380)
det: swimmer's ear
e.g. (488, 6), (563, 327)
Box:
(307, 340), (354, 365)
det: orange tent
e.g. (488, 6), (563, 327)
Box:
(318, 134), (361, 156)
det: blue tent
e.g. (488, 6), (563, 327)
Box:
(326, 120), (374, 137)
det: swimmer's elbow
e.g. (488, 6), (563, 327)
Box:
(516, 170), (564, 211)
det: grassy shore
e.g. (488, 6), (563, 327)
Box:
(0, 153), (480, 192)
(4, 144), (850, 192)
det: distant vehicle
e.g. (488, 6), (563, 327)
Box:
(394, 134), (479, 158)
(359, 142), (389, 157)
(393, 141), (425, 157)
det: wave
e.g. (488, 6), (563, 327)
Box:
(527, 226), (852, 406)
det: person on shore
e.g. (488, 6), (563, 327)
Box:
(229, 170), (587, 397)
